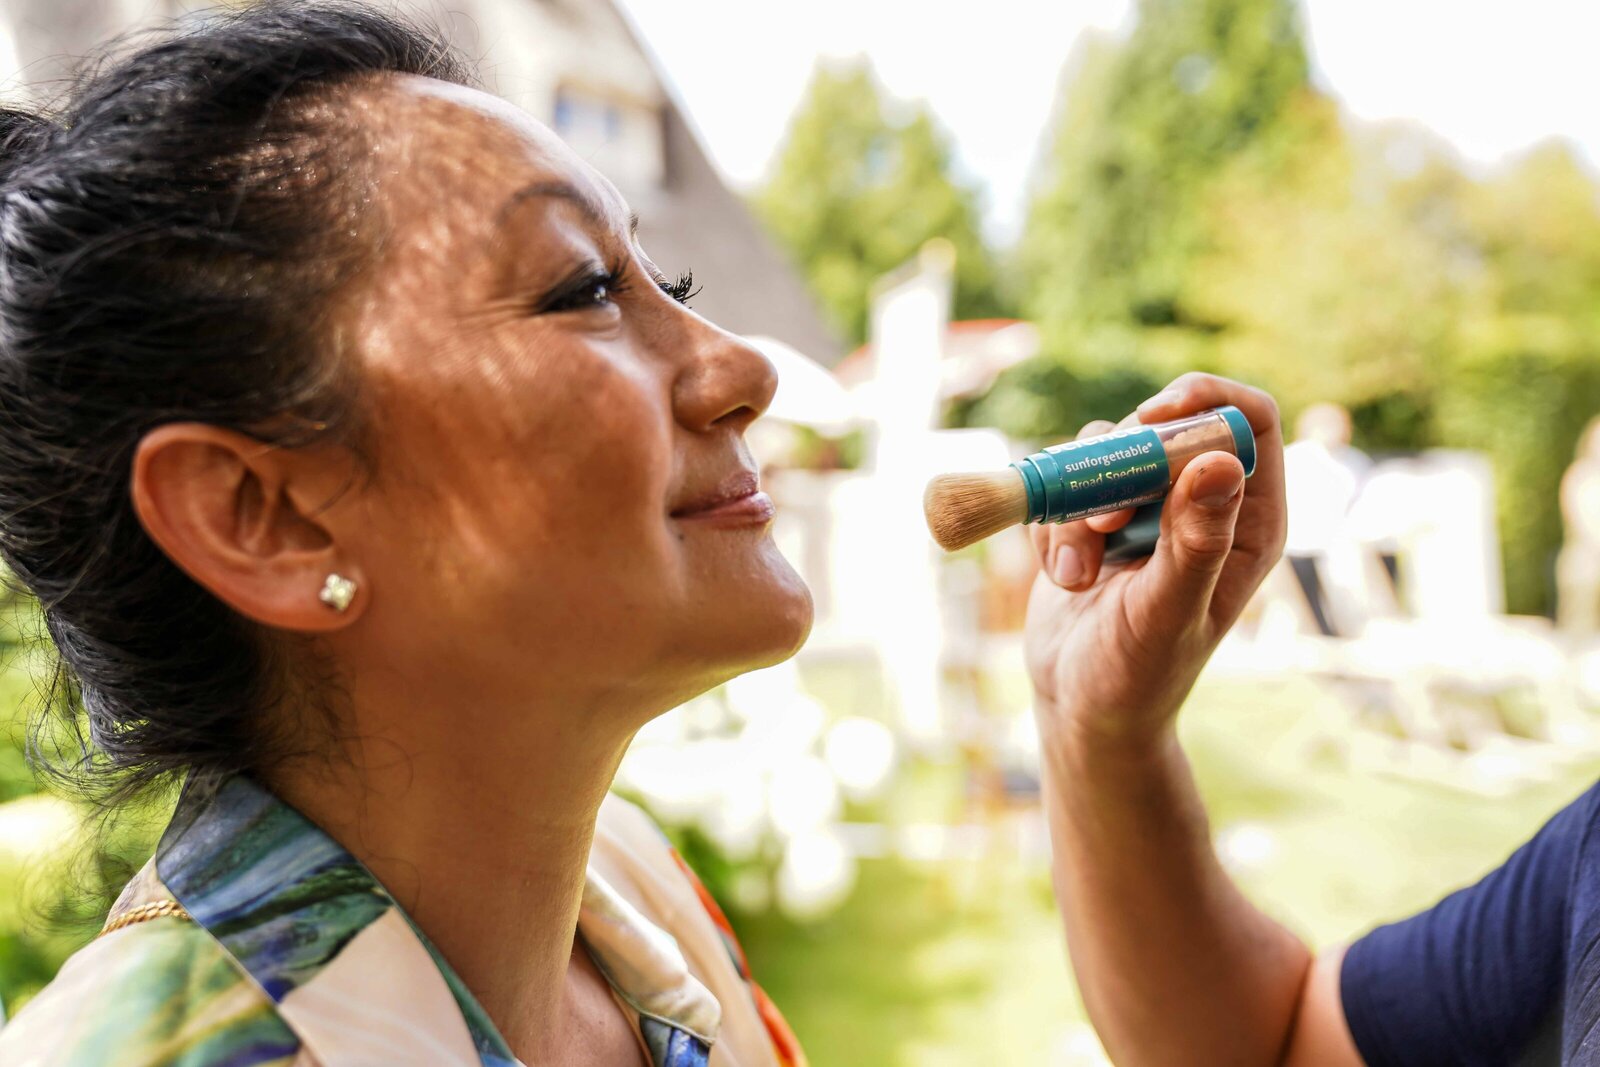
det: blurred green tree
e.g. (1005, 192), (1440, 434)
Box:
(977, 0), (1600, 615)
(1019, 0), (1313, 387)
(1433, 144), (1600, 615)
(1182, 118), (1465, 416)
(754, 58), (1004, 344)
(0, 576), (171, 1013)
(1, 575), (36, 806)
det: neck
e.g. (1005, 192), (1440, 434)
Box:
(268, 682), (638, 1060)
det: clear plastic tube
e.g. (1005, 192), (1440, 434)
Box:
(1154, 410), (1242, 482)
(1012, 405), (1257, 525)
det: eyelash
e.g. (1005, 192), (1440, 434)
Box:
(660, 270), (700, 306)
(545, 264), (700, 313)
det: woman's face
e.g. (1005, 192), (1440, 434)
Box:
(329, 76), (812, 721)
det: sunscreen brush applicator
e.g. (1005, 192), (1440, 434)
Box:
(923, 406), (1257, 552)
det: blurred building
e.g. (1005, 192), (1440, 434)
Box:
(0, 0), (841, 365)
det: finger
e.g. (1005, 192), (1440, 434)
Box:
(1134, 372), (1281, 482)
(1040, 514), (1107, 591)
(1028, 419), (1112, 571)
(1028, 521), (1102, 588)
(1135, 371), (1279, 443)
(1034, 415), (1117, 590)
(1035, 412), (1169, 586)
(1028, 522), (1051, 570)
(1129, 450), (1246, 638)
(1085, 507), (1136, 535)
(1133, 372), (1285, 561)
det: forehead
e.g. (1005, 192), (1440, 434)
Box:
(360, 75), (629, 234)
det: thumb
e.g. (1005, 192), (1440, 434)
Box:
(1132, 452), (1245, 636)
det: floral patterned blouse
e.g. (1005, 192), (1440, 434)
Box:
(0, 775), (806, 1067)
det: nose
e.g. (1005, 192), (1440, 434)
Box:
(671, 322), (778, 435)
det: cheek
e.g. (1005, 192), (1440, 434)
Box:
(361, 331), (678, 594)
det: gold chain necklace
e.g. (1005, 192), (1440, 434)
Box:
(97, 899), (192, 938)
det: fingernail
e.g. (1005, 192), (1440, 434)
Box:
(1138, 389), (1181, 413)
(1052, 545), (1084, 587)
(1194, 463), (1245, 508)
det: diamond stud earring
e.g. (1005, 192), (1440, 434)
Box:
(318, 573), (357, 613)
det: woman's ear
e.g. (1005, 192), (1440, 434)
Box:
(130, 423), (366, 632)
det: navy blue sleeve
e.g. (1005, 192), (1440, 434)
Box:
(1340, 781), (1600, 1066)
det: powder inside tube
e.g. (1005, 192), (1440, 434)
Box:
(1158, 413), (1238, 481)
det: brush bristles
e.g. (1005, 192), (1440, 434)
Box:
(923, 469), (1030, 551)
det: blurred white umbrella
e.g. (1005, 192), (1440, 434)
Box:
(744, 335), (859, 435)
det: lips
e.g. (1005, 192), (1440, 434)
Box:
(671, 469), (775, 525)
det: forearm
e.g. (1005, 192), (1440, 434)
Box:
(1041, 717), (1312, 1067)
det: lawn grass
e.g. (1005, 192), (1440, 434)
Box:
(733, 673), (1600, 1066)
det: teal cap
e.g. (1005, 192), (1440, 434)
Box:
(1218, 405), (1257, 477)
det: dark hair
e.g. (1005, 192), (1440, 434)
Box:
(0, 2), (472, 803)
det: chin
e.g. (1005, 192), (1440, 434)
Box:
(755, 568), (816, 666)
(735, 559), (815, 667)
(695, 557), (815, 684)
(643, 543), (815, 711)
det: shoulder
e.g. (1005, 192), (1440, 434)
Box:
(0, 916), (301, 1067)
(1338, 779), (1600, 1067)
(1534, 775), (1600, 881)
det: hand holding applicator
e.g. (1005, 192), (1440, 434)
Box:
(923, 406), (1257, 552)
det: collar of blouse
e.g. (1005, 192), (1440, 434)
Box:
(128, 773), (721, 1067)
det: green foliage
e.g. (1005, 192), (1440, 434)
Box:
(754, 59), (1005, 344)
(1463, 144), (1600, 325)
(1348, 392), (1433, 454)
(0, 576), (172, 1014)
(986, 0), (1600, 614)
(1186, 118), (1464, 414)
(0, 583), (44, 807)
(1434, 346), (1600, 616)
(980, 0), (1330, 432)
(1021, 0), (1311, 343)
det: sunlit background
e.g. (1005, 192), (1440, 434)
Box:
(3, 1), (1600, 1063)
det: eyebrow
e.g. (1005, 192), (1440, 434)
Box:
(497, 180), (639, 237)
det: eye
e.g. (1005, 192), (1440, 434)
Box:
(540, 262), (633, 316)
(544, 270), (621, 313)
